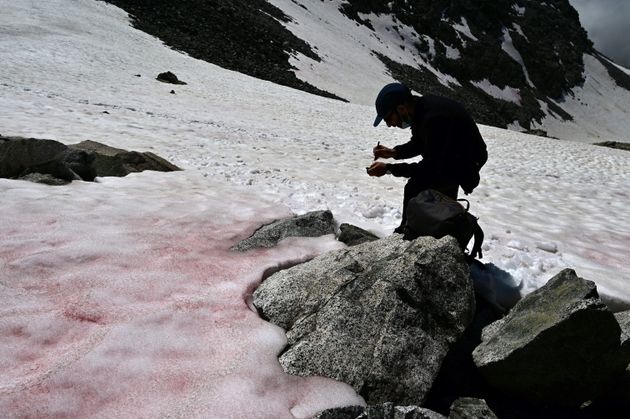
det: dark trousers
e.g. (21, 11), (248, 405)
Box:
(398, 178), (459, 230)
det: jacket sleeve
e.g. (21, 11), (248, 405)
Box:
(393, 138), (423, 160)
(388, 115), (455, 179)
(386, 161), (426, 178)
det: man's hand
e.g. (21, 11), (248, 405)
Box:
(373, 143), (396, 160)
(366, 161), (388, 177)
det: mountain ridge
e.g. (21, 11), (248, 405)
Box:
(101, 0), (630, 142)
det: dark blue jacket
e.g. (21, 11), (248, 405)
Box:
(388, 95), (487, 194)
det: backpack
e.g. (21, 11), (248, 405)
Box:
(459, 133), (488, 195)
(403, 189), (484, 261)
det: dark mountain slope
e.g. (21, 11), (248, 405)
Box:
(102, 0), (629, 136)
(101, 0), (346, 101)
(339, 0), (593, 130)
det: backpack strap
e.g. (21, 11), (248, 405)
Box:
(469, 217), (484, 260)
(457, 198), (470, 211)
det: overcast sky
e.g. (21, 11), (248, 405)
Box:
(569, 0), (630, 67)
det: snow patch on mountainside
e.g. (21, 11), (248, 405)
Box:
(501, 27), (534, 88)
(532, 54), (630, 143)
(267, 0), (459, 104)
(472, 80), (522, 104)
(453, 17), (478, 42)
(266, 0), (630, 143)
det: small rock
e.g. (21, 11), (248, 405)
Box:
(535, 242), (558, 253)
(313, 405), (365, 419)
(156, 71), (187, 85)
(615, 310), (630, 358)
(314, 403), (446, 419)
(593, 141), (630, 152)
(337, 223), (379, 246)
(68, 140), (180, 178)
(232, 210), (335, 251)
(18, 172), (69, 185)
(448, 397), (497, 419)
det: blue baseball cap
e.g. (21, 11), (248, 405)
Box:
(373, 83), (412, 127)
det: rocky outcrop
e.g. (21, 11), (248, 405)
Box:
(616, 310), (630, 355)
(594, 310), (630, 410)
(253, 235), (475, 405)
(0, 136), (95, 182)
(69, 140), (180, 177)
(448, 398), (497, 419)
(337, 223), (380, 246)
(472, 269), (629, 406)
(232, 210), (335, 251)
(313, 406), (366, 419)
(244, 209), (629, 416)
(0, 136), (180, 185)
(340, 0), (591, 129)
(594, 141), (630, 152)
(1, 136), (72, 179)
(314, 403), (446, 419)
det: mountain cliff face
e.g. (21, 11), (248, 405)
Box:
(338, 0), (592, 129)
(102, 0), (630, 142)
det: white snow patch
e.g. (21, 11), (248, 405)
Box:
(531, 54), (630, 143)
(512, 4), (526, 16)
(260, 0), (460, 103)
(471, 79), (522, 104)
(445, 44), (461, 60)
(512, 23), (527, 40)
(453, 17), (478, 41)
(501, 27), (534, 87)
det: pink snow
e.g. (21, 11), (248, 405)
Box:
(0, 172), (363, 418)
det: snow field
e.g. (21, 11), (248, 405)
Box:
(0, 173), (361, 417)
(1, 0), (630, 416)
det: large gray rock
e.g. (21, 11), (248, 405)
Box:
(615, 310), (630, 357)
(69, 140), (180, 177)
(605, 310), (630, 406)
(1, 137), (179, 184)
(314, 403), (446, 419)
(472, 269), (628, 406)
(337, 223), (380, 246)
(448, 398), (497, 419)
(0, 136), (68, 178)
(254, 235), (475, 405)
(232, 210), (335, 251)
(594, 141), (630, 152)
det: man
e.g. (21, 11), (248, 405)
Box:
(367, 83), (487, 233)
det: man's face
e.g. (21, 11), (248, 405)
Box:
(384, 109), (402, 128)
(384, 104), (409, 128)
